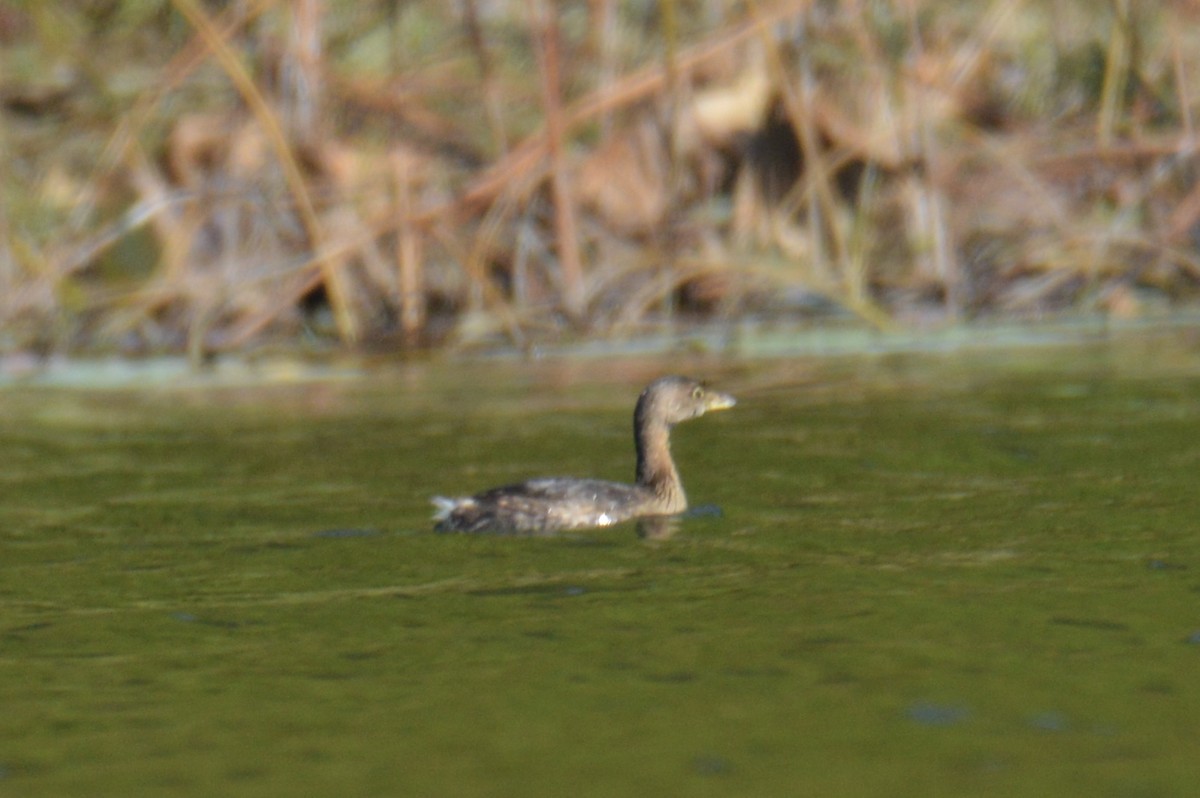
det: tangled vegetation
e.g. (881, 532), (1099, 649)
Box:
(2, 0), (1199, 358)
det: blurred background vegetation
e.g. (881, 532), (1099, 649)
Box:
(2, 0), (1199, 359)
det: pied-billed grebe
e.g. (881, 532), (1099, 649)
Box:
(432, 376), (735, 534)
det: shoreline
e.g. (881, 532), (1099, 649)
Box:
(2, 311), (1197, 390)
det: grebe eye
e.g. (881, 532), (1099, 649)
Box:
(691, 386), (704, 399)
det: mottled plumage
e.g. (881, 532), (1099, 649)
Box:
(432, 376), (735, 534)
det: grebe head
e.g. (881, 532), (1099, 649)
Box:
(637, 376), (736, 425)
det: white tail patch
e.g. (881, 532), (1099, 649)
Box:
(431, 496), (471, 522)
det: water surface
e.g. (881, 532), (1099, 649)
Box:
(2, 335), (1199, 796)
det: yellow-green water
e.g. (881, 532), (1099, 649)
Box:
(2, 339), (1199, 796)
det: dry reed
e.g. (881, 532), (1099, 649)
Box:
(1, 0), (1199, 357)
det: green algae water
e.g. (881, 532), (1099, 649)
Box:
(2, 337), (1199, 797)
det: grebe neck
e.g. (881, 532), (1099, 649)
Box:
(634, 412), (686, 513)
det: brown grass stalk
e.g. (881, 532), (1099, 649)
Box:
(904, 2), (960, 316)
(529, 0), (585, 322)
(392, 152), (426, 343)
(1097, 0), (1132, 147)
(461, 0), (509, 156)
(1170, 25), (1193, 138)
